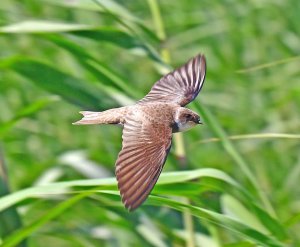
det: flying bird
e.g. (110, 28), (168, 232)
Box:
(74, 54), (206, 211)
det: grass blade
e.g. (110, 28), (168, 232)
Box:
(0, 151), (26, 247)
(0, 57), (118, 110)
(0, 96), (59, 138)
(0, 168), (239, 212)
(1, 191), (93, 247)
(195, 102), (276, 217)
(146, 196), (285, 247)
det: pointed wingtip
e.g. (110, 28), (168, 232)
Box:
(196, 53), (206, 66)
(123, 199), (138, 212)
(197, 53), (206, 82)
(200, 54), (206, 64)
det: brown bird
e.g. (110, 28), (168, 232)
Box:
(74, 54), (206, 211)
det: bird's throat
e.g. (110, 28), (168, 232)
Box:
(173, 121), (197, 133)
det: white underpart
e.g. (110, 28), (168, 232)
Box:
(177, 121), (197, 132)
(174, 108), (197, 132)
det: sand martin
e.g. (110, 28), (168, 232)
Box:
(74, 54), (206, 211)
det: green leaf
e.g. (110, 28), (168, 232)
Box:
(0, 169), (287, 246)
(41, 34), (139, 99)
(157, 168), (241, 186)
(43, 0), (138, 21)
(194, 102), (276, 217)
(221, 194), (269, 234)
(69, 28), (163, 62)
(0, 21), (93, 33)
(0, 168), (238, 213)
(0, 153), (26, 247)
(42, 0), (161, 46)
(0, 20), (163, 64)
(0, 96), (59, 137)
(0, 20), (152, 53)
(1, 191), (93, 247)
(146, 196), (285, 247)
(70, 27), (143, 49)
(0, 177), (116, 213)
(0, 57), (118, 110)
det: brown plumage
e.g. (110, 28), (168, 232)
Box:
(73, 54), (206, 211)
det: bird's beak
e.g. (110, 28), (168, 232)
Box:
(197, 118), (203, 124)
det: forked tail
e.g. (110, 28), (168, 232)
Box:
(73, 111), (102, 125)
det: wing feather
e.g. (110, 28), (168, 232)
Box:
(139, 54), (206, 106)
(115, 113), (172, 211)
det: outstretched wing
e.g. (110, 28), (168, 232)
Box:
(139, 54), (206, 106)
(115, 112), (172, 211)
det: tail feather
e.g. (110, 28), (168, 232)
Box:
(73, 107), (128, 125)
(73, 111), (102, 125)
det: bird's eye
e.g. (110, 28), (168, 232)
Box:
(186, 114), (192, 119)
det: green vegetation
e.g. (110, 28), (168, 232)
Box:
(0, 0), (299, 246)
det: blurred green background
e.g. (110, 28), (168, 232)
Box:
(0, 0), (299, 246)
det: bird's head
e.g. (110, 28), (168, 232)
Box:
(173, 108), (202, 132)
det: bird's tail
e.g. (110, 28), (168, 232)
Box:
(73, 111), (102, 125)
(73, 108), (127, 125)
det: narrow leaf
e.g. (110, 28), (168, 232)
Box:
(0, 96), (59, 137)
(0, 57), (118, 110)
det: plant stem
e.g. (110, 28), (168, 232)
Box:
(195, 103), (276, 217)
(147, 1), (195, 247)
(147, 0), (166, 41)
(192, 132), (300, 145)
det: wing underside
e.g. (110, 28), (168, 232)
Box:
(115, 113), (172, 210)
